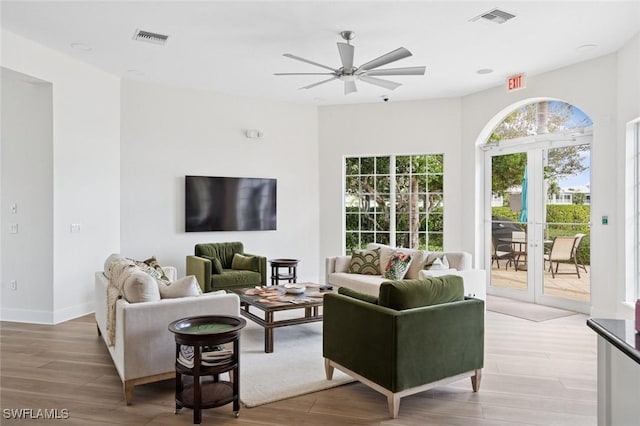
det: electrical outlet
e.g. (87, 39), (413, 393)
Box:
(70, 224), (81, 233)
(9, 223), (18, 234)
(10, 280), (17, 291)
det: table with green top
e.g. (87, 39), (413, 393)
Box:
(168, 315), (246, 424)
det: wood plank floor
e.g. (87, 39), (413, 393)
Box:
(0, 310), (596, 425)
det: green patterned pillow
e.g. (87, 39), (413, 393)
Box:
(348, 248), (381, 275)
(142, 256), (170, 282)
(384, 251), (413, 280)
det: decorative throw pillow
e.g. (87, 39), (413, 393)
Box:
(425, 255), (449, 270)
(133, 260), (168, 283)
(158, 275), (202, 299)
(122, 271), (161, 303)
(384, 251), (413, 280)
(103, 253), (126, 279)
(394, 248), (428, 279)
(202, 255), (224, 274)
(231, 253), (258, 271)
(348, 248), (381, 275)
(366, 243), (394, 275)
(143, 256), (170, 282)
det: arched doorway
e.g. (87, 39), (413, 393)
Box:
(482, 100), (592, 313)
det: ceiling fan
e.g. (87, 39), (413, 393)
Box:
(274, 31), (426, 95)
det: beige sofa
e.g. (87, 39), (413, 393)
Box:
(95, 262), (240, 405)
(326, 243), (486, 300)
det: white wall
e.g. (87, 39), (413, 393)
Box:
(461, 36), (639, 318)
(120, 80), (320, 282)
(317, 98), (463, 274)
(1, 30), (121, 323)
(318, 34), (640, 318)
(1, 70), (53, 321)
(617, 34), (640, 318)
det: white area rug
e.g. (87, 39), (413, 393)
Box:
(487, 295), (579, 322)
(237, 311), (354, 407)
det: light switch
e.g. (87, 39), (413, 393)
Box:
(9, 224), (18, 234)
(10, 203), (17, 214)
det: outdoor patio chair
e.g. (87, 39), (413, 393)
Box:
(544, 236), (580, 278)
(572, 233), (588, 274)
(511, 231), (527, 271)
(492, 240), (514, 269)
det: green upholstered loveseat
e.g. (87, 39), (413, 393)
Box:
(186, 242), (267, 292)
(323, 276), (484, 418)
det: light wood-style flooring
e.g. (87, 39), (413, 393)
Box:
(0, 310), (596, 425)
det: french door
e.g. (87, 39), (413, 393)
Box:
(485, 135), (591, 313)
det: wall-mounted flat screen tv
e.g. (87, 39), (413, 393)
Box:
(185, 175), (277, 232)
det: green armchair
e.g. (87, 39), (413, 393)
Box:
(323, 276), (484, 418)
(186, 242), (267, 292)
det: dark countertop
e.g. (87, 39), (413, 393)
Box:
(587, 318), (640, 366)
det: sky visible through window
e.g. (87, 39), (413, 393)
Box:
(554, 102), (592, 189)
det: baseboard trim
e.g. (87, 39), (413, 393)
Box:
(1, 302), (94, 324)
(53, 301), (94, 324)
(0, 308), (53, 324)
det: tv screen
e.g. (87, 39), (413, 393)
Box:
(185, 176), (277, 232)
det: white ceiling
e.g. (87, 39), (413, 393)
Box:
(2, 1), (639, 105)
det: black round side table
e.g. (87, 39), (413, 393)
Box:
(269, 258), (300, 285)
(168, 315), (246, 424)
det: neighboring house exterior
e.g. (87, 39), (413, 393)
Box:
(493, 185), (591, 209)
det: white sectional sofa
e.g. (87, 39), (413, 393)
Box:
(95, 260), (240, 405)
(326, 243), (486, 300)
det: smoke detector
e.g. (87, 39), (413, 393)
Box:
(133, 29), (169, 45)
(470, 8), (516, 24)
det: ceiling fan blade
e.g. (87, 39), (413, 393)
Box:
(300, 76), (338, 90)
(365, 66), (426, 76)
(337, 42), (355, 69)
(359, 47), (412, 71)
(344, 80), (357, 95)
(283, 53), (336, 72)
(274, 72), (335, 76)
(359, 75), (402, 91)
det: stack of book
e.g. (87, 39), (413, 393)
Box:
(178, 344), (233, 368)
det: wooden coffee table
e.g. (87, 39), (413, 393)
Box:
(230, 283), (333, 353)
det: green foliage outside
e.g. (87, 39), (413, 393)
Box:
(492, 204), (590, 264)
(345, 154), (444, 253)
(490, 102), (590, 198)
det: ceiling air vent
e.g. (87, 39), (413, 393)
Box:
(133, 29), (169, 45)
(470, 8), (516, 24)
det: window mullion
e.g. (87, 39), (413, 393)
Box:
(390, 155), (396, 245)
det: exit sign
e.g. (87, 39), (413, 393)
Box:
(507, 73), (526, 92)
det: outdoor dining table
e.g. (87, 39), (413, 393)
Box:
(498, 237), (527, 271)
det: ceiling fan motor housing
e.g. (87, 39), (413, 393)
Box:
(275, 30), (426, 95)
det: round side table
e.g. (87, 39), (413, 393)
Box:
(269, 258), (300, 285)
(168, 315), (246, 424)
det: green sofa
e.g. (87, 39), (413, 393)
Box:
(323, 276), (484, 418)
(186, 242), (267, 292)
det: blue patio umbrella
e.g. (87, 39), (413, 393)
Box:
(518, 165), (528, 223)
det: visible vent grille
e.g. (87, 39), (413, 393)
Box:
(133, 29), (169, 45)
(470, 8), (516, 24)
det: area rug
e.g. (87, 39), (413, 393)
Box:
(237, 312), (354, 407)
(486, 295), (579, 322)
